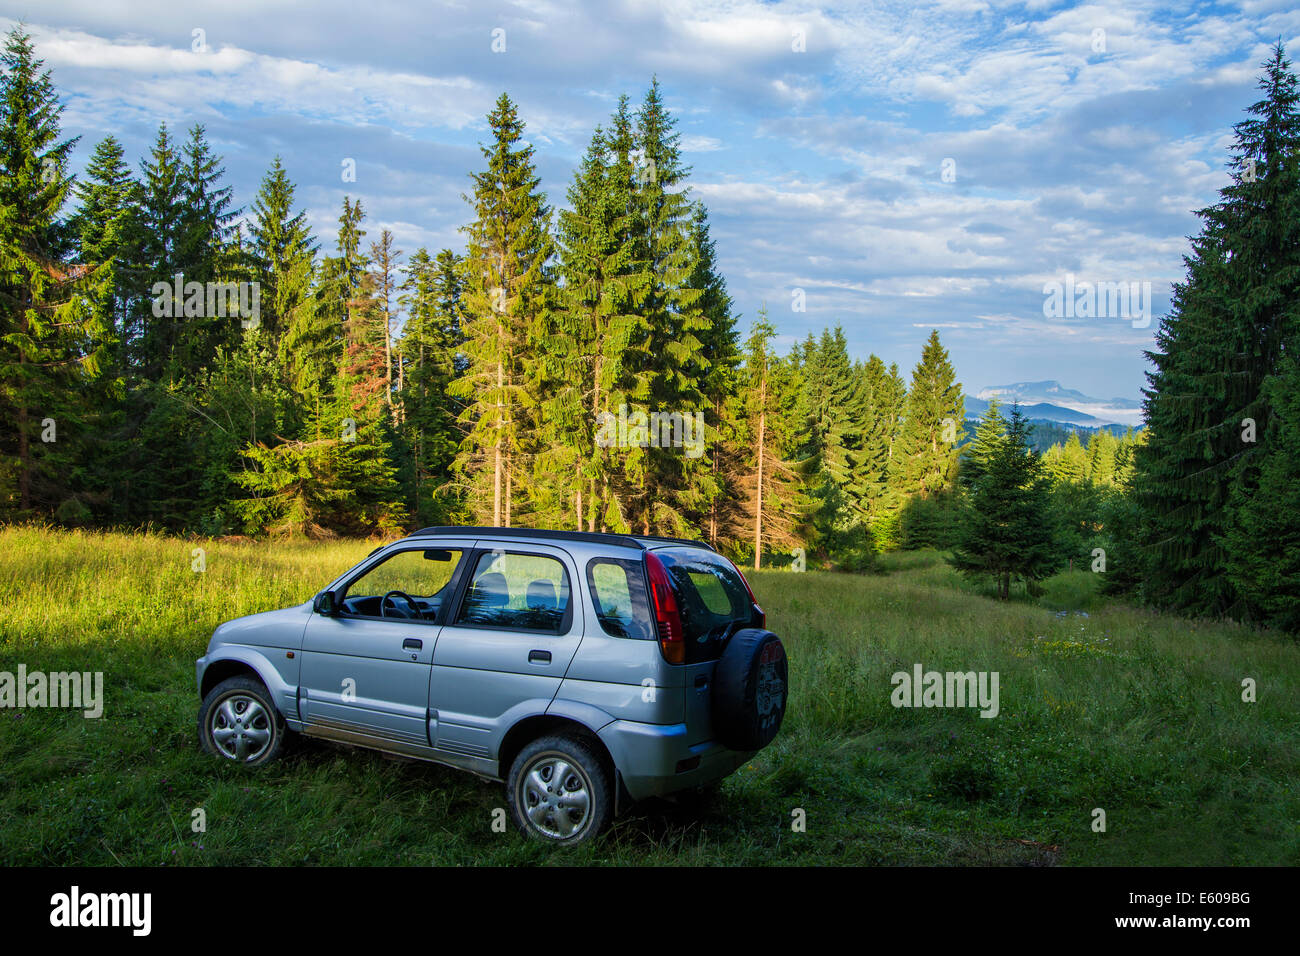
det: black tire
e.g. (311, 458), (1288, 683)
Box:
(712, 628), (788, 751)
(507, 734), (613, 845)
(198, 676), (286, 767)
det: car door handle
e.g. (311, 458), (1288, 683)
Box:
(403, 638), (423, 650)
(528, 649), (551, 664)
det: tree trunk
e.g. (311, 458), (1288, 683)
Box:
(575, 458), (583, 531)
(755, 374), (766, 571)
(384, 317), (393, 421)
(17, 402), (29, 512)
(494, 244), (508, 527)
(590, 354), (602, 532)
(709, 400), (719, 546)
(754, 371), (759, 567)
(18, 302), (30, 511)
(493, 356), (503, 527)
(505, 451), (512, 528)
(396, 344), (404, 424)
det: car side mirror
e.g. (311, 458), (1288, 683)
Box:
(314, 591), (337, 616)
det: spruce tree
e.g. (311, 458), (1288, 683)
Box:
(1134, 43), (1300, 616)
(452, 93), (554, 526)
(897, 329), (964, 500)
(68, 135), (140, 522)
(959, 397), (1006, 491)
(1099, 429), (1149, 596)
(563, 96), (655, 533)
(329, 209), (406, 535)
(174, 124), (240, 374)
(398, 247), (465, 524)
(234, 430), (348, 538)
(249, 156), (316, 343)
(1225, 352), (1300, 629)
(872, 358), (909, 550)
(855, 355), (900, 521)
(950, 405), (1056, 599)
(691, 203), (742, 544)
(299, 195), (365, 403)
(1085, 428), (1119, 485)
(794, 327), (871, 559)
(553, 125), (608, 530)
(198, 332), (292, 535)
(135, 123), (184, 380)
(1046, 432), (1088, 484)
(541, 124), (618, 531)
(629, 79), (707, 534)
(70, 135), (138, 383)
(0, 26), (98, 515)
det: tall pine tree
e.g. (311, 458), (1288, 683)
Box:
(452, 93), (555, 527)
(950, 405), (1056, 599)
(895, 329), (964, 500)
(0, 26), (100, 516)
(1134, 43), (1300, 616)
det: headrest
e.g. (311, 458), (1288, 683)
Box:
(469, 571), (509, 608)
(526, 579), (558, 610)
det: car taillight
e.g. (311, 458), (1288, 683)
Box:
(644, 551), (685, 664)
(725, 557), (765, 629)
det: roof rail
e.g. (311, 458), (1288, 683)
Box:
(409, 525), (647, 550)
(407, 525), (717, 553)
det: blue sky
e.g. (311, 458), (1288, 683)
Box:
(6, 0), (1299, 403)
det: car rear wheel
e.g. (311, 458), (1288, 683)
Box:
(198, 676), (285, 766)
(507, 735), (612, 845)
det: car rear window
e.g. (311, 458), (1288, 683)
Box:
(653, 547), (755, 661)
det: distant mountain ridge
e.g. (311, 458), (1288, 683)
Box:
(964, 396), (1106, 426)
(963, 380), (1143, 428)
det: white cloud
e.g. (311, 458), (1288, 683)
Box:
(680, 134), (724, 151)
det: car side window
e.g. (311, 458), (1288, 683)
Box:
(586, 557), (653, 639)
(455, 550), (570, 633)
(340, 548), (463, 622)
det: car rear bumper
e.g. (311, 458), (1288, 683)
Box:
(598, 719), (754, 801)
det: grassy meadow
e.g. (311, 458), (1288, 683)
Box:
(1, 525), (1297, 866)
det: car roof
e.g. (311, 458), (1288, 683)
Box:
(405, 525), (715, 553)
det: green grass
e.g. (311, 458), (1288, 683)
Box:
(2, 526), (1297, 865)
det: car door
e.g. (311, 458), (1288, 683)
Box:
(428, 543), (585, 760)
(299, 541), (472, 747)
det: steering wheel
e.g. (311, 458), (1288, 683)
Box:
(380, 590), (419, 619)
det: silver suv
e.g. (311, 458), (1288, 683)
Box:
(195, 527), (788, 844)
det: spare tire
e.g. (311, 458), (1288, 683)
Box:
(712, 629), (788, 751)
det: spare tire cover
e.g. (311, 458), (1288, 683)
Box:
(712, 629), (788, 751)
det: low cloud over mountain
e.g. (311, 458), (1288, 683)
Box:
(966, 380), (1143, 427)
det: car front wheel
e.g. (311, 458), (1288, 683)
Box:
(507, 735), (612, 845)
(198, 676), (285, 766)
